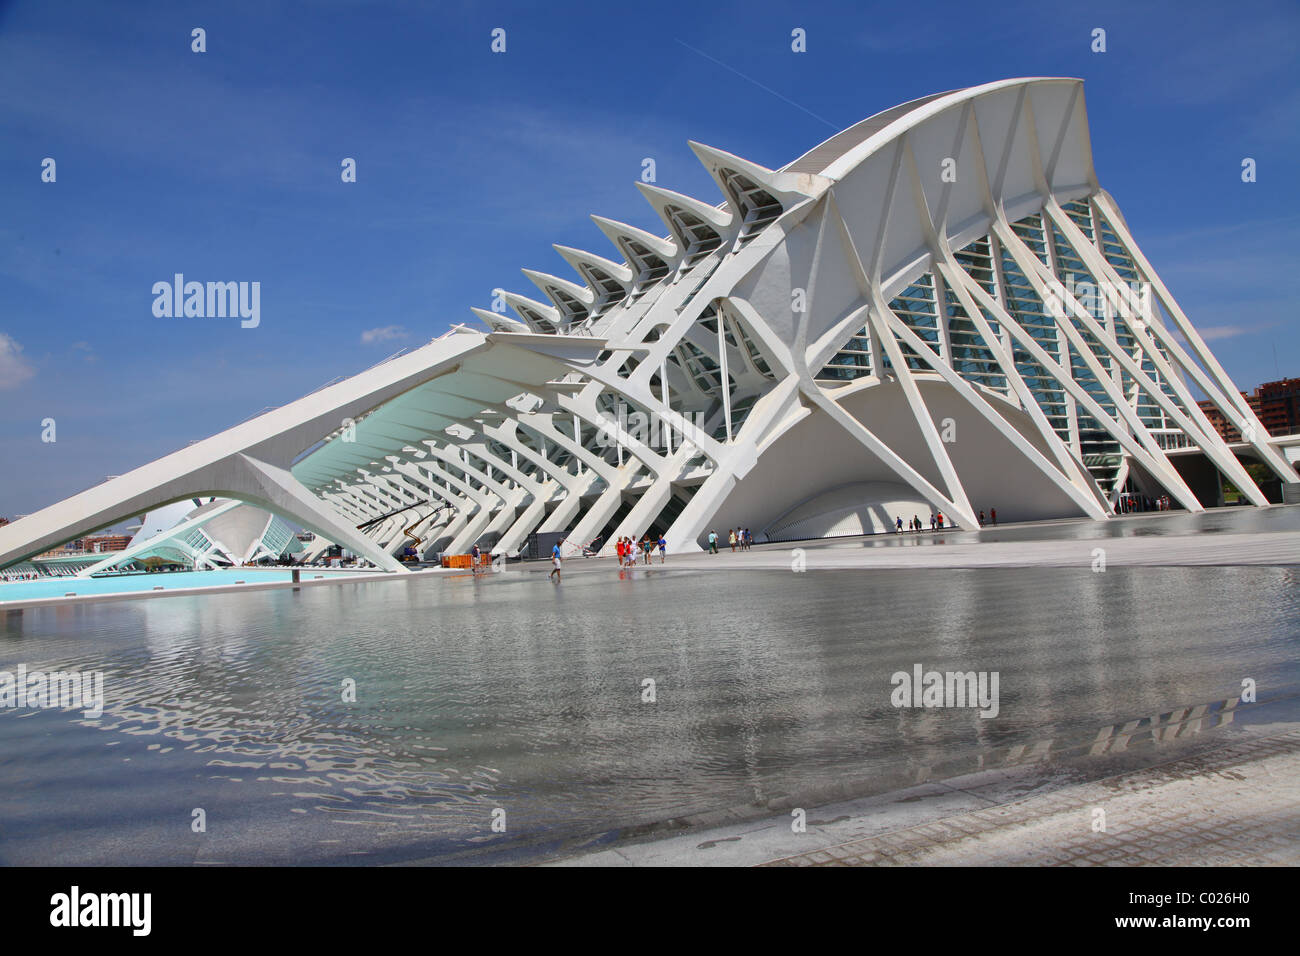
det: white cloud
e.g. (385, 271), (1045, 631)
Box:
(360, 325), (408, 345)
(1193, 321), (1280, 342)
(1197, 325), (1251, 342)
(0, 333), (36, 389)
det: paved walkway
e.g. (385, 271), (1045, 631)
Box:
(760, 730), (1300, 867)
(543, 529), (1300, 574)
(553, 725), (1300, 866)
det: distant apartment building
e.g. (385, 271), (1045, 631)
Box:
(1198, 378), (1300, 442)
(83, 535), (132, 553)
(36, 539), (83, 558)
(1255, 378), (1300, 436)
(35, 535), (131, 559)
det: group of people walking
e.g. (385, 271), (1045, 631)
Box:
(706, 528), (753, 552)
(2, 570), (46, 582)
(894, 508), (999, 533)
(896, 514), (944, 532)
(541, 533), (668, 582)
(1117, 494), (1171, 513)
(616, 535), (666, 567)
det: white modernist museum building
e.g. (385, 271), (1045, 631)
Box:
(3, 77), (1297, 574)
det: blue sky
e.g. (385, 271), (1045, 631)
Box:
(1, 0), (1297, 518)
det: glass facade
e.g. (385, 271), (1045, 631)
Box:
(813, 197), (1191, 495)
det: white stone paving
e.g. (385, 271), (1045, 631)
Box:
(551, 728), (1300, 867)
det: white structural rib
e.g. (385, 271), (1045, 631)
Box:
(471, 307), (528, 333)
(589, 216), (681, 276)
(552, 245), (634, 295)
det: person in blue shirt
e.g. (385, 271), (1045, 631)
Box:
(657, 535), (666, 563)
(549, 541), (562, 581)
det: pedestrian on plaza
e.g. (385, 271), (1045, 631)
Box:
(990, 508), (997, 525)
(549, 540), (563, 581)
(937, 512), (944, 530)
(930, 514), (936, 531)
(658, 534), (667, 563)
(896, 516), (903, 533)
(979, 510), (986, 526)
(729, 529), (737, 552)
(708, 530), (718, 554)
(471, 543), (482, 573)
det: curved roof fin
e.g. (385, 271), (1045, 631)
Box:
(499, 291), (563, 333)
(589, 215), (680, 269)
(552, 244), (634, 290)
(688, 140), (828, 203)
(520, 268), (595, 308)
(470, 306), (528, 333)
(634, 182), (735, 244)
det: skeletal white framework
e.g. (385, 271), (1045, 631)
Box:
(2, 77), (1295, 573)
(79, 499), (304, 574)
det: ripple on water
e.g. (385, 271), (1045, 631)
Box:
(0, 557), (1297, 863)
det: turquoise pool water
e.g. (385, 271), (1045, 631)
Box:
(0, 568), (364, 603)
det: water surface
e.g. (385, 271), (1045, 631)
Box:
(2, 551), (1296, 865)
